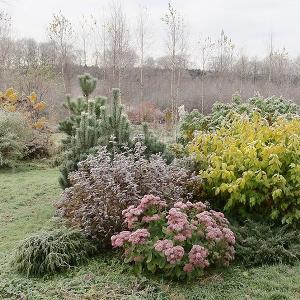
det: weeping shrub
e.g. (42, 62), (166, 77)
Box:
(12, 228), (96, 277)
(233, 220), (300, 267)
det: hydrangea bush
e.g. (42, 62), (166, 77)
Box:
(111, 195), (235, 279)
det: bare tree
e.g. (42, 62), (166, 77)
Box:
(162, 2), (187, 128)
(0, 10), (12, 74)
(78, 14), (94, 68)
(136, 5), (151, 120)
(198, 36), (214, 113)
(267, 33), (274, 83)
(106, 1), (129, 89)
(212, 30), (235, 74)
(91, 16), (109, 85)
(48, 11), (74, 93)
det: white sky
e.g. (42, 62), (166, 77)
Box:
(2, 0), (300, 61)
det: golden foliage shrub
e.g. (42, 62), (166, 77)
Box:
(188, 113), (300, 224)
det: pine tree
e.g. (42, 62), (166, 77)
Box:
(59, 99), (101, 188)
(59, 75), (171, 188)
(78, 73), (97, 99)
(59, 73), (105, 138)
(98, 88), (131, 149)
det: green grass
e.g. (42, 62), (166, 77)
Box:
(1, 165), (300, 300)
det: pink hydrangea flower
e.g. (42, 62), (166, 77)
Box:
(164, 246), (185, 264)
(183, 263), (194, 273)
(210, 210), (229, 225)
(188, 245), (209, 268)
(166, 208), (189, 232)
(128, 229), (150, 244)
(206, 226), (223, 242)
(154, 239), (173, 252)
(142, 214), (161, 223)
(138, 194), (167, 212)
(111, 231), (131, 247)
(222, 227), (235, 245)
(174, 234), (187, 242)
(196, 211), (216, 227)
(191, 201), (207, 212)
(122, 206), (143, 229)
(174, 201), (188, 209)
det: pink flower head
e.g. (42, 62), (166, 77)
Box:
(142, 214), (161, 223)
(166, 208), (189, 233)
(164, 246), (185, 264)
(174, 234), (187, 242)
(154, 239), (173, 252)
(137, 194), (167, 212)
(128, 229), (150, 244)
(222, 227), (236, 245)
(211, 210), (229, 225)
(111, 231), (131, 247)
(122, 206), (143, 229)
(192, 201), (207, 212)
(196, 211), (216, 227)
(206, 226), (223, 242)
(183, 263), (194, 273)
(174, 201), (188, 210)
(223, 246), (235, 265)
(188, 245), (209, 268)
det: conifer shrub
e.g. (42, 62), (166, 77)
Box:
(59, 75), (174, 188)
(188, 113), (300, 224)
(111, 195), (235, 279)
(12, 228), (96, 277)
(0, 111), (30, 167)
(233, 220), (300, 267)
(56, 144), (200, 247)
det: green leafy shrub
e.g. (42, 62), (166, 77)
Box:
(0, 111), (30, 167)
(188, 113), (300, 224)
(179, 94), (300, 144)
(12, 228), (96, 277)
(233, 220), (300, 267)
(56, 144), (200, 247)
(112, 195), (235, 279)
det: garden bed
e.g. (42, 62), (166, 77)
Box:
(1, 165), (300, 300)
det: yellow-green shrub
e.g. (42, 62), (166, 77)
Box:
(188, 113), (300, 224)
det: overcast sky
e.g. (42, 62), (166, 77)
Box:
(2, 0), (300, 61)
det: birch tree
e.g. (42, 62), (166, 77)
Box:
(48, 11), (74, 93)
(162, 2), (187, 128)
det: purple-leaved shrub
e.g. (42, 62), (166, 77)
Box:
(111, 195), (235, 279)
(56, 144), (200, 247)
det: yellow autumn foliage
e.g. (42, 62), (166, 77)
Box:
(0, 88), (47, 130)
(188, 113), (300, 224)
(34, 101), (47, 111)
(28, 92), (37, 104)
(33, 117), (47, 130)
(4, 88), (19, 102)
